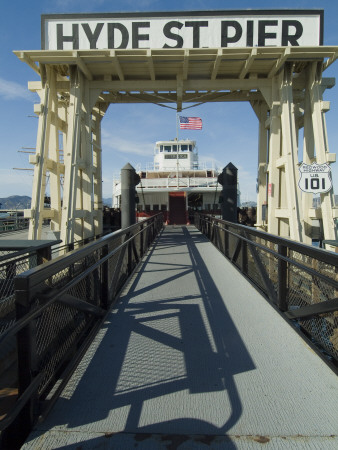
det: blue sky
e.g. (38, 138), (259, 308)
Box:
(0, 0), (337, 202)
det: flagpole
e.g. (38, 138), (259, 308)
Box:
(176, 113), (179, 141)
(176, 113), (179, 188)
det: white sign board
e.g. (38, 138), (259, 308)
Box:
(42, 10), (323, 50)
(298, 163), (332, 194)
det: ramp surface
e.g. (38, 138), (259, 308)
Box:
(23, 226), (338, 449)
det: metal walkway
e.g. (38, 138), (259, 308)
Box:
(22, 226), (338, 449)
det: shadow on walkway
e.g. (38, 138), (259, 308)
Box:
(25, 226), (256, 448)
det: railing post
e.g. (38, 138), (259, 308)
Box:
(151, 219), (155, 242)
(127, 233), (132, 275)
(36, 245), (52, 265)
(101, 244), (109, 310)
(14, 277), (38, 446)
(278, 244), (288, 311)
(224, 224), (229, 258)
(241, 236), (248, 275)
(206, 217), (210, 238)
(140, 223), (144, 257)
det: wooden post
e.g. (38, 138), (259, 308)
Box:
(279, 63), (303, 242)
(28, 65), (51, 240)
(308, 62), (337, 243)
(267, 75), (282, 236)
(92, 109), (104, 236)
(252, 101), (269, 230)
(61, 66), (82, 244)
(302, 64), (317, 244)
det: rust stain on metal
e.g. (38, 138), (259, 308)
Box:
(253, 435), (270, 444)
(160, 434), (190, 449)
(104, 432), (115, 438)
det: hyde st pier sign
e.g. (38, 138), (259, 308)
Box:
(42, 10), (323, 50)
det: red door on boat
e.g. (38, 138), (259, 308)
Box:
(169, 192), (186, 224)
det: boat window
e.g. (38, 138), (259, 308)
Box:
(161, 204), (167, 211)
(181, 145), (188, 151)
(160, 145), (163, 152)
(145, 205), (151, 212)
(164, 146), (171, 152)
(153, 204), (159, 211)
(189, 145), (192, 151)
(172, 145), (177, 152)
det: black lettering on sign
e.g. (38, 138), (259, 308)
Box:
(82, 23), (104, 49)
(108, 23), (129, 49)
(163, 21), (184, 48)
(132, 22), (150, 48)
(185, 21), (208, 48)
(246, 21), (254, 47)
(221, 21), (242, 47)
(57, 24), (79, 50)
(282, 20), (303, 46)
(258, 20), (278, 46)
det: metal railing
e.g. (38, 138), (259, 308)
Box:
(0, 233), (111, 337)
(0, 217), (29, 233)
(0, 214), (163, 448)
(195, 213), (338, 367)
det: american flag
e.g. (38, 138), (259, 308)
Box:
(179, 116), (202, 130)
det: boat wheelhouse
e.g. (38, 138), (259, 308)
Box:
(113, 139), (228, 224)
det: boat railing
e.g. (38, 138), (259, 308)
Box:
(137, 177), (220, 189)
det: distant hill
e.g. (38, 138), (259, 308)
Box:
(240, 201), (257, 207)
(102, 197), (112, 207)
(0, 195), (31, 210)
(0, 195), (112, 209)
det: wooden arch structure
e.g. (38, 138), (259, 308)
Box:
(14, 46), (338, 245)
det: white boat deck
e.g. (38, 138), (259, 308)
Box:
(22, 225), (338, 449)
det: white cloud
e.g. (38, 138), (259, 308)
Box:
(101, 131), (154, 157)
(0, 78), (34, 101)
(0, 169), (33, 197)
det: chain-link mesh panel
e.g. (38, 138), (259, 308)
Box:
(0, 250), (16, 259)
(0, 254), (38, 335)
(0, 215), (163, 429)
(288, 249), (337, 361)
(196, 213), (338, 363)
(35, 299), (91, 396)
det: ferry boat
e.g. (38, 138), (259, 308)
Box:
(112, 139), (238, 224)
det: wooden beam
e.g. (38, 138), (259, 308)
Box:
(147, 50), (156, 81)
(239, 48), (257, 79)
(211, 48), (222, 81)
(73, 53), (93, 81)
(91, 78), (271, 92)
(110, 51), (124, 81)
(268, 48), (290, 78)
(323, 51), (338, 71)
(15, 52), (40, 75)
(183, 49), (189, 81)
